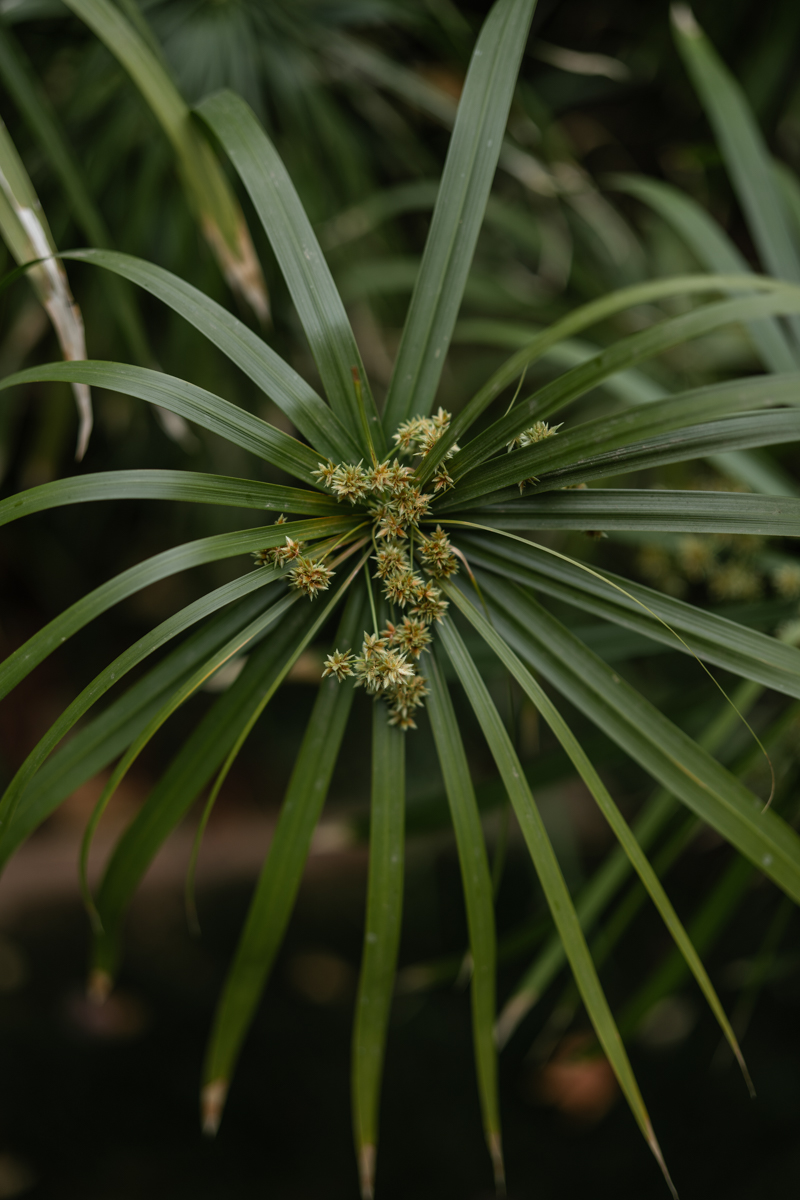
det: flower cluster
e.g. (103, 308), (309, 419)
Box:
(316, 411), (461, 729)
(252, 515), (333, 599)
(506, 420), (561, 492)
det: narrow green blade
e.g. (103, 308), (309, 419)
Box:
(351, 710), (406, 1200)
(0, 362), (321, 484)
(416, 273), (800, 483)
(0, 569), (281, 845)
(0, 470), (340, 526)
(66, 249), (360, 462)
(0, 515), (356, 701)
(444, 581), (751, 1090)
(423, 652), (502, 1188)
(437, 616), (675, 1194)
(457, 532), (800, 699)
(450, 408), (800, 506)
(465, 488), (800, 536)
(91, 600), (319, 979)
(200, 590), (364, 1130)
(672, 9), (800, 317)
(609, 173), (799, 372)
(381, 0), (537, 431)
(196, 90), (384, 455)
(0, 588), (276, 864)
(478, 573), (800, 904)
(449, 294), (800, 482)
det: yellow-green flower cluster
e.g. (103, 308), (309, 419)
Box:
(506, 420), (561, 492)
(317, 411), (461, 729)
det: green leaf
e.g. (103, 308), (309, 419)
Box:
(351, 709), (406, 1200)
(0, 514), (357, 701)
(0, 586), (277, 866)
(0, 567), (282, 846)
(457, 531), (800, 699)
(0, 362), (322, 484)
(439, 370), (800, 505)
(62, 0), (269, 320)
(65, 249), (360, 462)
(95, 583), (362, 983)
(423, 652), (502, 1186)
(199, 590), (364, 1128)
(195, 90), (384, 455)
(477, 572), (800, 904)
(444, 580), (751, 1089)
(381, 0), (538, 432)
(671, 9), (800, 321)
(609, 173), (799, 372)
(437, 615), (675, 1193)
(0, 470), (340, 527)
(450, 408), (800, 505)
(449, 295), (800, 482)
(462, 488), (800, 535)
(416, 273), (800, 483)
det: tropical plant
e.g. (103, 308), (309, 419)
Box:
(2, 1), (800, 1196)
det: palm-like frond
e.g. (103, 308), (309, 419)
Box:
(2, 1), (800, 1195)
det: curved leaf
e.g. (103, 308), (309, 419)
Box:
(195, 90), (384, 455)
(457, 531), (800, 699)
(352, 708), (406, 1200)
(381, 0), (538, 432)
(200, 590), (364, 1128)
(0, 514), (357, 701)
(437, 615), (675, 1193)
(463, 488), (800, 535)
(423, 653), (502, 1185)
(0, 361), (321, 484)
(0, 469), (340, 527)
(444, 580), (751, 1088)
(65, 249), (360, 462)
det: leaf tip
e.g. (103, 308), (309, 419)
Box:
(86, 968), (112, 1005)
(488, 1132), (506, 1196)
(670, 4), (700, 38)
(358, 1143), (376, 1200)
(494, 987), (537, 1049)
(645, 1118), (679, 1200)
(201, 1078), (229, 1137)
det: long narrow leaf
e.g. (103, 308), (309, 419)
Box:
(417, 273), (800, 482)
(65, 249), (360, 462)
(478, 573), (800, 904)
(444, 580), (751, 1088)
(449, 294), (800, 481)
(671, 9), (800, 317)
(609, 173), (799, 372)
(352, 709), (406, 1200)
(449, 409), (800, 506)
(91, 599), (322, 980)
(464, 488), (800, 535)
(437, 616), (675, 1194)
(0, 470), (340, 527)
(423, 653), (502, 1186)
(381, 0), (537, 431)
(0, 515), (356, 701)
(0, 587), (277, 865)
(62, 0), (269, 320)
(0, 361), (321, 484)
(457, 532), (800, 699)
(196, 90), (384, 454)
(200, 590), (364, 1130)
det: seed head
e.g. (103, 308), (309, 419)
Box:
(289, 555), (334, 598)
(322, 650), (355, 682)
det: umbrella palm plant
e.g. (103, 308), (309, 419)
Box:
(2, 0), (800, 1195)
